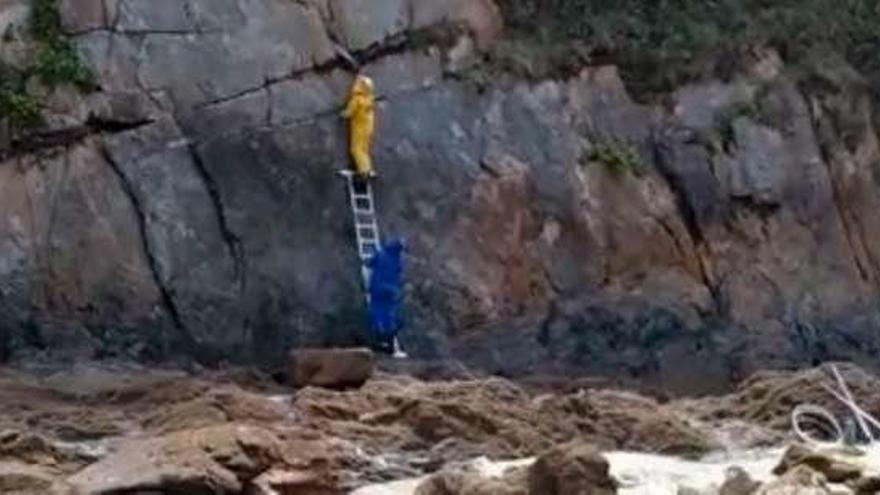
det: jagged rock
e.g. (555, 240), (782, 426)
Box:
(850, 475), (880, 495)
(66, 424), (281, 494)
(288, 348), (374, 389)
(773, 445), (863, 484)
(142, 385), (288, 433)
(328, 0), (409, 51)
(0, 461), (58, 494)
(410, 0), (503, 50)
(756, 465), (832, 495)
(527, 442), (617, 495)
(683, 364), (880, 431)
(721, 466), (762, 495)
(415, 462), (530, 495)
(249, 469), (338, 495)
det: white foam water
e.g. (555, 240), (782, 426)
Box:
(352, 448), (787, 495)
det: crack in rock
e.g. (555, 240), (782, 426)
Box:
(100, 144), (199, 357)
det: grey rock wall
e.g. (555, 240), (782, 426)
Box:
(0, 0), (878, 391)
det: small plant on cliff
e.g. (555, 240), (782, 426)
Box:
(0, 0), (94, 132)
(496, 0), (880, 99)
(584, 139), (645, 179)
(0, 65), (40, 130)
(30, 0), (94, 89)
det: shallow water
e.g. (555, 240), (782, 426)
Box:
(351, 448), (786, 495)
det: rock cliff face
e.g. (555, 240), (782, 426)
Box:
(1, 0), (878, 391)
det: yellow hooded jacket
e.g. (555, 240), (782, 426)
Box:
(342, 75), (376, 176)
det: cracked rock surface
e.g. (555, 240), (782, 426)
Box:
(1, 0), (879, 390)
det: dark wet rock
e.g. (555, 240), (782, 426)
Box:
(756, 465), (831, 495)
(528, 442), (617, 495)
(720, 466), (761, 495)
(0, 461), (59, 494)
(66, 424), (281, 494)
(416, 463), (530, 495)
(773, 445), (863, 484)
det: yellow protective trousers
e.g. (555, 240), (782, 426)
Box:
(343, 76), (376, 177)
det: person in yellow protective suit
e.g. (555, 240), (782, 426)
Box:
(342, 75), (376, 178)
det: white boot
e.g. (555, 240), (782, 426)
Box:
(392, 337), (407, 359)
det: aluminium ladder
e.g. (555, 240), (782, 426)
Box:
(339, 170), (406, 358)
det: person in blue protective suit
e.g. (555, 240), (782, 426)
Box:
(367, 239), (404, 354)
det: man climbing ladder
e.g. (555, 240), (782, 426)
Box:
(340, 73), (406, 358)
(342, 74), (376, 179)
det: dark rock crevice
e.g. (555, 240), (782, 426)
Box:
(805, 95), (878, 287)
(1, 117), (152, 162)
(649, 132), (723, 314)
(186, 144), (246, 292)
(99, 145), (198, 358)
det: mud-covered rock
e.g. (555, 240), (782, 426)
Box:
(756, 465), (832, 495)
(416, 463), (530, 495)
(683, 364), (880, 431)
(720, 466), (762, 495)
(66, 424), (282, 494)
(288, 348), (375, 389)
(528, 442), (617, 495)
(773, 445), (863, 484)
(0, 461), (58, 494)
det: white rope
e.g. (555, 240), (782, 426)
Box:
(790, 365), (880, 448)
(791, 403), (844, 447)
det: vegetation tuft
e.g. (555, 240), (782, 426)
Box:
(0, 0), (95, 132)
(494, 0), (880, 99)
(584, 139), (645, 178)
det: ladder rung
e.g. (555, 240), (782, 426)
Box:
(352, 193), (372, 200)
(354, 209), (375, 216)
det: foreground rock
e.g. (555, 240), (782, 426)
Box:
(66, 425), (282, 494)
(295, 374), (716, 466)
(528, 442), (617, 495)
(773, 445), (863, 484)
(416, 441), (617, 495)
(0, 461), (59, 494)
(681, 364), (880, 432)
(757, 465), (832, 494)
(288, 348), (375, 389)
(416, 463), (530, 495)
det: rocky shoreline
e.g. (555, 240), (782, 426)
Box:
(0, 361), (878, 493)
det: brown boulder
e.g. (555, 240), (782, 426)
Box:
(415, 463), (529, 495)
(288, 348), (374, 389)
(66, 424), (281, 494)
(0, 461), (58, 494)
(527, 442), (617, 495)
(250, 469), (346, 495)
(773, 444), (863, 483)
(756, 465), (831, 495)
(851, 475), (880, 495)
(720, 466), (761, 495)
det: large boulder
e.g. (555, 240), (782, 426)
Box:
(720, 466), (762, 495)
(527, 442), (618, 495)
(415, 461), (530, 495)
(756, 465), (831, 495)
(288, 348), (375, 389)
(66, 424), (281, 494)
(0, 462), (58, 494)
(772, 445), (863, 484)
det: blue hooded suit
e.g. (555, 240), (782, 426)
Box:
(367, 239), (403, 343)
